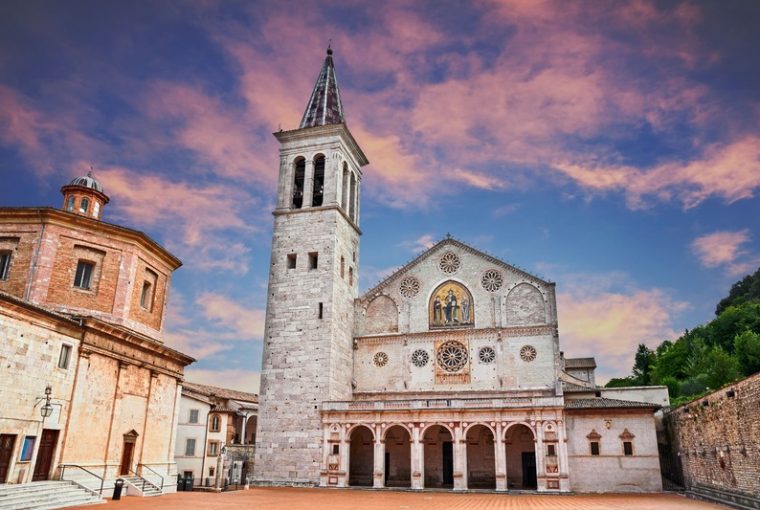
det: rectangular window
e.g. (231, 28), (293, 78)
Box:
(208, 441), (219, 456)
(210, 415), (220, 432)
(340, 256), (345, 278)
(308, 252), (318, 270)
(547, 444), (556, 456)
(73, 260), (94, 289)
(185, 438), (196, 456)
(140, 281), (153, 310)
(58, 344), (72, 369)
(349, 267), (353, 286)
(208, 467), (215, 477)
(183, 471), (193, 479)
(318, 302), (323, 319)
(590, 442), (600, 456)
(332, 444), (339, 455)
(20, 436), (36, 461)
(189, 409), (199, 424)
(623, 441), (633, 456)
(0, 251), (10, 280)
(287, 253), (297, 269)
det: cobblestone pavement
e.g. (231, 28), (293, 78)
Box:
(70, 487), (729, 510)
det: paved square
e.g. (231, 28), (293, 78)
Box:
(70, 487), (728, 510)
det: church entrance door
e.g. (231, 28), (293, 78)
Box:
(383, 426), (410, 487)
(348, 426), (373, 486)
(505, 424), (536, 490)
(32, 430), (59, 481)
(466, 425), (495, 489)
(0, 434), (16, 483)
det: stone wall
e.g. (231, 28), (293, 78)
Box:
(664, 371), (760, 497)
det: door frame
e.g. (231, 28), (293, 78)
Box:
(32, 429), (59, 481)
(0, 434), (17, 484)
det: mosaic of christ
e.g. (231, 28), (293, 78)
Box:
(429, 281), (474, 328)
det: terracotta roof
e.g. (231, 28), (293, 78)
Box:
(300, 47), (344, 128)
(565, 398), (659, 410)
(183, 381), (258, 403)
(565, 357), (597, 369)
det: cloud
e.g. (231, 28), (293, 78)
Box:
(492, 204), (519, 217)
(691, 230), (759, 276)
(398, 233), (436, 254)
(198, 292), (266, 339)
(557, 272), (689, 382)
(184, 368), (261, 394)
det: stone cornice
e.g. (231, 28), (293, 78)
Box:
(355, 324), (557, 344)
(274, 123), (369, 167)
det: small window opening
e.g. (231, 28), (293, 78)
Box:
(0, 251), (11, 280)
(348, 267), (353, 286)
(287, 253), (297, 269)
(341, 163), (349, 211)
(80, 197), (90, 213)
(66, 196), (75, 211)
(547, 444), (556, 456)
(20, 436), (36, 461)
(590, 442), (600, 456)
(185, 438), (196, 456)
(140, 281), (153, 310)
(292, 158), (305, 209)
(93, 201), (100, 218)
(189, 409), (199, 424)
(332, 444), (339, 455)
(352, 251), (356, 262)
(73, 260), (94, 289)
(623, 441), (633, 456)
(58, 344), (72, 369)
(312, 155), (325, 207)
(309, 252), (318, 270)
(349, 173), (356, 221)
(210, 415), (221, 432)
(208, 467), (215, 477)
(318, 302), (323, 319)
(208, 441), (220, 456)
(340, 256), (345, 278)
(183, 471), (193, 479)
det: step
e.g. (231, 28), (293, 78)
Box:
(1, 490), (99, 509)
(0, 486), (91, 504)
(0, 481), (103, 510)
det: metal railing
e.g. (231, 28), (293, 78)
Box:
(138, 463), (164, 492)
(58, 464), (105, 496)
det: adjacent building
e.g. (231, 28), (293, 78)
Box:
(0, 173), (194, 497)
(253, 48), (667, 493)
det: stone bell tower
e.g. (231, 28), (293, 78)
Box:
(253, 47), (369, 485)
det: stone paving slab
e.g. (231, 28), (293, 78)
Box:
(69, 487), (730, 510)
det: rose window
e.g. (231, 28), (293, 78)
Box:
(373, 352), (388, 367)
(399, 277), (420, 298)
(411, 349), (429, 367)
(481, 269), (503, 292)
(520, 345), (537, 362)
(436, 341), (468, 372)
(479, 346), (496, 364)
(439, 252), (461, 274)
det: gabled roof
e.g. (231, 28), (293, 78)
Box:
(299, 47), (344, 129)
(183, 381), (258, 404)
(565, 357), (597, 369)
(565, 397), (659, 410)
(361, 235), (553, 301)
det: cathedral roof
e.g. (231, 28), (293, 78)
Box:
(299, 47), (345, 129)
(361, 235), (553, 301)
(68, 170), (104, 193)
(565, 397), (659, 410)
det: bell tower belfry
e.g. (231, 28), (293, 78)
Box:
(253, 47), (368, 485)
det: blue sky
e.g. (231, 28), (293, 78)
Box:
(1, 0), (759, 389)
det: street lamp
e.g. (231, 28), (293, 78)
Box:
(40, 386), (53, 418)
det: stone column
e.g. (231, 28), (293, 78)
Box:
(412, 425), (424, 490)
(534, 423), (545, 492)
(324, 153), (337, 205)
(495, 422), (507, 491)
(354, 179), (361, 225)
(373, 425), (385, 488)
(556, 419), (570, 492)
(454, 424), (467, 490)
(303, 158), (315, 208)
(338, 428), (350, 488)
(278, 155), (290, 209)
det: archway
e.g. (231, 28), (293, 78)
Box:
(384, 426), (411, 487)
(348, 426), (374, 486)
(466, 424), (495, 489)
(422, 425), (454, 488)
(505, 424), (537, 490)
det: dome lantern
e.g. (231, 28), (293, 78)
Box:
(60, 170), (110, 220)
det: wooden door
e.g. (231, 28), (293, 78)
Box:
(0, 434), (16, 483)
(33, 430), (59, 481)
(120, 441), (135, 475)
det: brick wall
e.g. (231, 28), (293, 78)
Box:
(0, 226), (39, 299)
(665, 371), (760, 496)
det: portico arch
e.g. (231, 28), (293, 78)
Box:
(348, 425), (374, 487)
(422, 424), (454, 488)
(383, 425), (411, 487)
(504, 423), (537, 489)
(466, 424), (496, 489)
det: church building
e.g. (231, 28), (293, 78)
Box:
(253, 49), (668, 493)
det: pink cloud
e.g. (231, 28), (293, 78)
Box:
(398, 234), (436, 254)
(198, 291), (265, 338)
(691, 230), (758, 276)
(184, 368), (261, 394)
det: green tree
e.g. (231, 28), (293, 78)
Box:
(651, 339), (690, 383)
(660, 375), (680, 398)
(632, 343), (656, 385)
(605, 376), (638, 388)
(716, 266), (760, 315)
(706, 302), (760, 353)
(734, 329), (760, 376)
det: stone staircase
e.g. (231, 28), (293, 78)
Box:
(121, 475), (162, 497)
(0, 480), (103, 509)
(687, 484), (760, 510)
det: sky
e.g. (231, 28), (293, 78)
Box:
(1, 0), (759, 391)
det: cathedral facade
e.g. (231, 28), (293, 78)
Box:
(253, 49), (667, 493)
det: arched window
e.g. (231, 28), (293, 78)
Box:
(341, 163), (349, 211)
(312, 155), (325, 207)
(80, 197), (90, 214)
(66, 196), (75, 211)
(292, 157), (305, 209)
(210, 414), (221, 432)
(349, 173), (356, 221)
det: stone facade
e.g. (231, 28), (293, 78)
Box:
(253, 49), (665, 493)
(665, 372), (760, 498)
(0, 175), (193, 497)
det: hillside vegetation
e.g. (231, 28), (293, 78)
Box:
(606, 267), (760, 406)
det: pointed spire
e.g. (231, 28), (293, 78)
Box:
(299, 46), (345, 129)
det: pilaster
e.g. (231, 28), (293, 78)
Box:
(303, 159), (315, 207)
(495, 422), (507, 491)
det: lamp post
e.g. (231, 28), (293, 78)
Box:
(40, 385), (53, 420)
